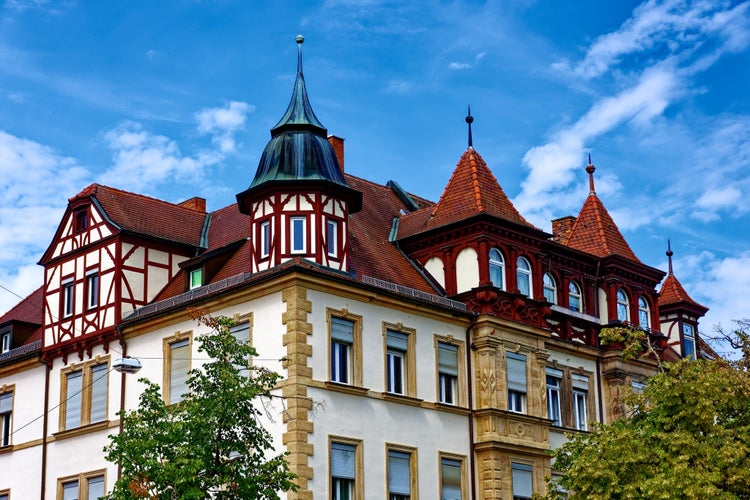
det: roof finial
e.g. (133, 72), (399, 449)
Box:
(296, 34), (304, 74)
(466, 106), (474, 149)
(666, 239), (674, 275)
(586, 154), (596, 195)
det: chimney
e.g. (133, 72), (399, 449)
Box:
(551, 215), (576, 243)
(327, 135), (345, 174)
(178, 197), (206, 212)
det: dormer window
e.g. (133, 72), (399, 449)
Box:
(74, 210), (88, 233)
(616, 289), (630, 322)
(189, 268), (203, 290)
(0, 330), (11, 354)
(290, 216), (306, 253)
(260, 220), (271, 258)
(327, 219), (339, 257)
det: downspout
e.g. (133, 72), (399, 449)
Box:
(41, 360), (50, 500)
(116, 325), (128, 480)
(466, 321), (477, 500)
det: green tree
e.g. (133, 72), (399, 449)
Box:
(545, 321), (750, 499)
(104, 314), (297, 499)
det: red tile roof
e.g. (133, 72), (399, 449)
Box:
(0, 286), (43, 326)
(563, 193), (640, 262)
(74, 184), (208, 247)
(658, 273), (708, 313)
(398, 148), (533, 238)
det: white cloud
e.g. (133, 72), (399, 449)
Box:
(195, 100), (253, 154)
(448, 62), (470, 70)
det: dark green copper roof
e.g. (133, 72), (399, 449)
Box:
(249, 35), (347, 188)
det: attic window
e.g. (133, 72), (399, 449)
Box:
(74, 210), (88, 233)
(189, 268), (203, 290)
(0, 329), (10, 354)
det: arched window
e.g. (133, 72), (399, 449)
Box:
(617, 289), (630, 322)
(516, 256), (532, 297)
(543, 273), (557, 304)
(489, 248), (505, 290)
(569, 281), (583, 312)
(638, 297), (650, 328)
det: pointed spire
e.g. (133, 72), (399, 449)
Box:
(666, 239), (674, 275)
(466, 106), (474, 149)
(586, 154), (596, 195)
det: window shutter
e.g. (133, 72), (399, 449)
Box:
(512, 463), (533, 498)
(170, 339), (190, 404)
(386, 330), (408, 351)
(88, 475), (105, 499)
(506, 352), (527, 393)
(441, 458), (462, 500)
(388, 451), (411, 495)
(66, 371), (83, 429)
(438, 343), (459, 377)
(0, 392), (11, 413)
(331, 442), (356, 479)
(90, 363), (108, 423)
(331, 317), (354, 343)
(546, 367), (563, 379)
(62, 480), (79, 500)
(572, 373), (589, 390)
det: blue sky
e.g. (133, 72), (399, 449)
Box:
(0, 0), (748, 354)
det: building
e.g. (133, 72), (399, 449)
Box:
(0, 37), (711, 500)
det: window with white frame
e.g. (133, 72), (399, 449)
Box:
(437, 342), (459, 405)
(511, 462), (533, 500)
(568, 281), (583, 312)
(327, 219), (339, 257)
(507, 352), (527, 413)
(572, 374), (589, 431)
(386, 330), (408, 395)
(331, 317), (354, 385)
(440, 457), (463, 500)
(489, 248), (505, 289)
(1, 391), (12, 447)
(290, 216), (306, 253)
(189, 268), (202, 290)
(616, 289), (630, 322)
(61, 362), (108, 430)
(638, 297), (650, 328)
(546, 368), (562, 426)
(388, 449), (413, 500)
(59, 472), (105, 500)
(229, 321), (251, 378)
(0, 330), (10, 354)
(260, 220), (271, 258)
(682, 323), (696, 360)
(165, 336), (191, 404)
(62, 278), (75, 318)
(331, 442), (356, 500)
(86, 269), (99, 309)
(516, 256), (532, 297)
(543, 273), (557, 304)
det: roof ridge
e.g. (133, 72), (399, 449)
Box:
(76, 183), (209, 214)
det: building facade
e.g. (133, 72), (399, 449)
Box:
(0, 37), (710, 500)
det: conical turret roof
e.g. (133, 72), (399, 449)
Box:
(658, 243), (708, 314)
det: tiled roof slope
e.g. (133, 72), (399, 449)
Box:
(658, 273), (708, 313)
(0, 286), (43, 326)
(563, 193), (640, 262)
(74, 184), (207, 247)
(398, 147), (533, 238)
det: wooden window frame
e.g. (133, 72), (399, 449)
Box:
(329, 435), (364, 500)
(162, 331), (193, 404)
(383, 322), (417, 398)
(439, 452), (467, 500)
(57, 469), (106, 500)
(61, 277), (75, 318)
(289, 215), (307, 254)
(327, 218), (339, 258)
(259, 219), (271, 259)
(59, 357), (110, 431)
(386, 443), (418, 500)
(435, 335), (466, 407)
(85, 268), (99, 309)
(0, 386), (14, 448)
(328, 308), (363, 387)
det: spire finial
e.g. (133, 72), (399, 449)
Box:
(586, 154), (596, 195)
(296, 34), (304, 74)
(466, 106), (474, 149)
(666, 239), (674, 275)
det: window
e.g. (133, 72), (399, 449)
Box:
(546, 368), (562, 426)
(511, 463), (533, 500)
(543, 273), (557, 304)
(386, 330), (408, 395)
(229, 321), (251, 378)
(189, 268), (202, 290)
(516, 257), (532, 297)
(440, 457), (463, 500)
(62, 279), (75, 318)
(61, 361), (108, 430)
(616, 289), (630, 322)
(163, 334), (191, 404)
(489, 248), (505, 289)
(682, 323), (696, 360)
(1, 391), (12, 447)
(568, 281), (582, 312)
(331, 442), (356, 500)
(572, 374), (589, 431)
(331, 317), (354, 384)
(86, 270), (99, 309)
(0, 491), (8, 500)
(506, 352), (527, 413)
(260, 220), (271, 258)
(437, 342), (459, 405)
(291, 216), (306, 253)
(0, 331), (10, 354)
(74, 210), (88, 233)
(327, 219), (339, 257)
(638, 297), (650, 328)
(388, 449), (414, 500)
(58, 472), (105, 500)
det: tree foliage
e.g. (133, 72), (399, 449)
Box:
(545, 321), (750, 499)
(104, 314), (297, 499)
